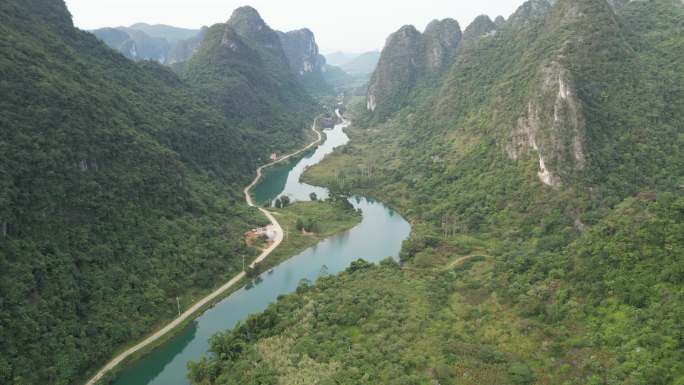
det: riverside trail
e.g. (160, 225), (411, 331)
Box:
(84, 118), (322, 385)
(103, 109), (409, 385)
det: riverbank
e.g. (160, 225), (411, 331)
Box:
(104, 109), (410, 385)
(85, 119), (325, 385)
(263, 200), (363, 267)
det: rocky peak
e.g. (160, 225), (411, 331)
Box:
(219, 26), (248, 54)
(391, 25), (423, 45)
(366, 25), (423, 114)
(227, 6), (279, 48)
(423, 19), (462, 71)
(462, 15), (497, 45)
(494, 16), (507, 27)
(228, 6), (264, 27)
(508, 0), (553, 28)
(367, 20), (463, 115)
(423, 18), (461, 42)
(504, 0), (626, 187)
(278, 28), (326, 76)
(506, 61), (586, 188)
(22, 0), (74, 31)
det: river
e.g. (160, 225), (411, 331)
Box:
(111, 115), (411, 385)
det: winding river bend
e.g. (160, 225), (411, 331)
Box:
(111, 116), (411, 385)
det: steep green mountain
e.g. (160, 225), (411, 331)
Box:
(0, 1), (318, 384)
(93, 16), (335, 93)
(366, 19), (461, 118)
(179, 6), (319, 146)
(277, 28), (331, 94)
(189, 0), (684, 384)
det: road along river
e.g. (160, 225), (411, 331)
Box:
(108, 114), (411, 385)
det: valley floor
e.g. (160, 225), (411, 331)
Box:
(86, 119), (361, 385)
(187, 109), (683, 385)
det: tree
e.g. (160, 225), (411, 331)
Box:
(509, 362), (535, 385)
(274, 198), (282, 209)
(304, 218), (318, 233)
(346, 259), (373, 273)
(309, 192), (318, 201)
(279, 195), (290, 208)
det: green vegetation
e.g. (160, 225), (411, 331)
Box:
(274, 196), (291, 209)
(263, 197), (362, 267)
(179, 6), (319, 153)
(189, 194), (683, 385)
(0, 1), (320, 384)
(190, 0), (684, 384)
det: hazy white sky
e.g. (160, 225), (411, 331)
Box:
(64, 0), (524, 53)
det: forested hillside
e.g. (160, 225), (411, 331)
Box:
(190, 194), (683, 385)
(179, 6), (319, 144)
(189, 0), (684, 384)
(0, 1), (318, 384)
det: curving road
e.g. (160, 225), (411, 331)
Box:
(85, 118), (323, 385)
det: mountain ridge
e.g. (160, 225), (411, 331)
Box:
(0, 2), (321, 384)
(194, 0), (683, 382)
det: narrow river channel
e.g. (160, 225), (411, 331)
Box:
(111, 116), (411, 385)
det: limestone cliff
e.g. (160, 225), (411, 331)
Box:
(367, 19), (462, 116)
(461, 15), (497, 47)
(504, 0), (627, 187)
(277, 28), (330, 93)
(278, 28), (326, 76)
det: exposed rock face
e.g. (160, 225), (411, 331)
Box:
(494, 16), (507, 27)
(367, 25), (423, 113)
(218, 26), (250, 54)
(461, 15), (497, 46)
(167, 27), (207, 64)
(367, 20), (461, 115)
(224, 7), (329, 92)
(507, 0), (553, 27)
(182, 5), (315, 129)
(228, 6), (283, 52)
(278, 29), (326, 76)
(92, 26), (203, 65)
(505, 0), (624, 187)
(423, 19), (462, 71)
(506, 62), (586, 187)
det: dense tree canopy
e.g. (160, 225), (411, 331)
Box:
(0, 1), (321, 384)
(190, 0), (684, 384)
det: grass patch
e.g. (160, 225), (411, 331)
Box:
(264, 199), (363, 266)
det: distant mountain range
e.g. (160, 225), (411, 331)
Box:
(325, 50), (381, 75)
(91, 24), (205, 65)
(91, 19), (333, 93)
(127, 22), (200, 42)
(91, 23), (380, 93)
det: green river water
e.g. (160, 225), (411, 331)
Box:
(110, 116), (411, 385)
